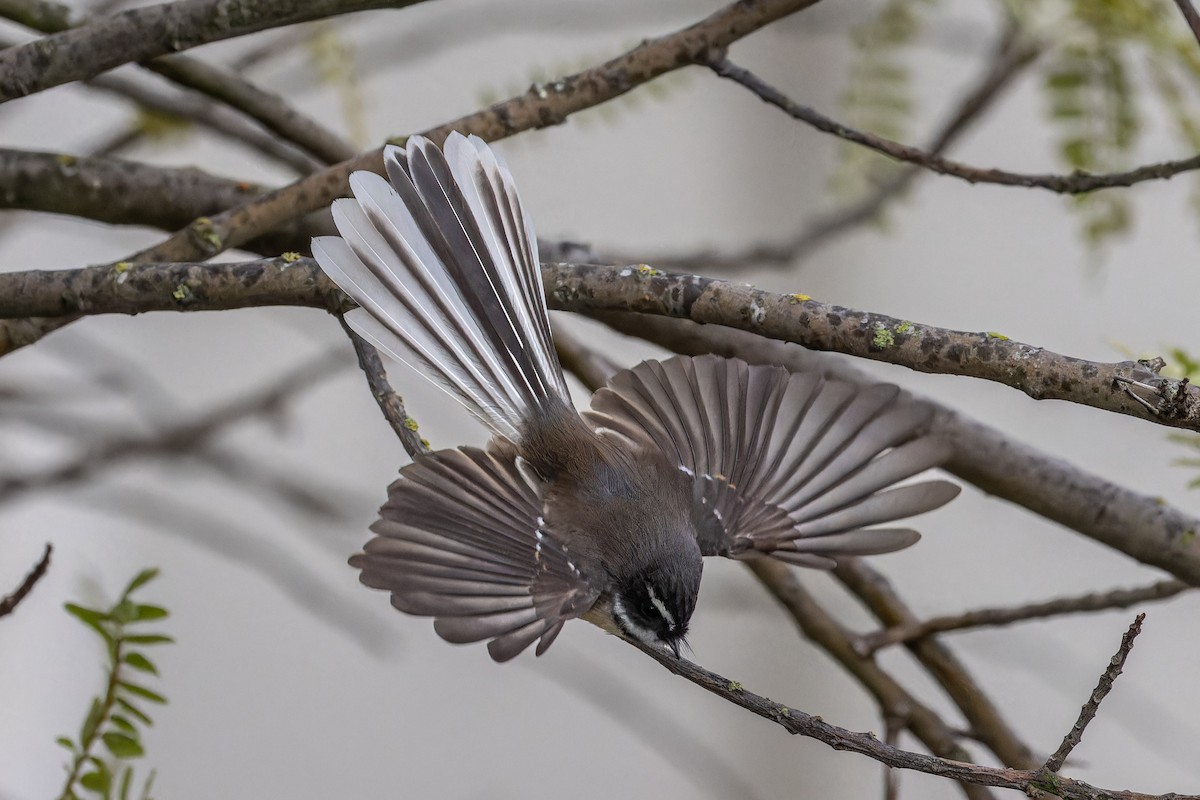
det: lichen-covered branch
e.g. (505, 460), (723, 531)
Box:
(0, 0), (428, 102)
(3, 259), (1198, 432)
(0, 148), (323, 253)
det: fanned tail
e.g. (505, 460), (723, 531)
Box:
(313, 132), (569, 442)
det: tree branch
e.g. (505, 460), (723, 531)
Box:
(124, 0), (824, 264)
(0, 0), (429, 102)
(1174, 0), (1200, 48)
(833, 559), (1039, 770)
(587, 313), (1200, 588)
(0, 148), (324, 253)
(1042, 614), (1145, 773)
(4, 260), (1199, 430)
(856, 580), (1188, 654)
(341, 318), (429, 458)
(746, 560), (996, 800)
(710, 57), (1200, 195)
(0, 350), (346, 503)
(602, 608), (1194, 800)
(0, 543), (52, 618)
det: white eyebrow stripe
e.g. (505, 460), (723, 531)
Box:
(645, 582), (677, 631)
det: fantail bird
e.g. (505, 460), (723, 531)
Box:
(313, 132), (960, 662)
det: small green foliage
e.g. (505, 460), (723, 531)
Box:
(831, 0), (939, 203)
(727, 680), (743, 692)
(307, 21), (368, 147)
(1032, 0), (1200, 246)
(55, 568), (170, 800)
(1166, 347), (1200, 380)
(1169, 431), (1200, 488)
(872, 324), (895, 349)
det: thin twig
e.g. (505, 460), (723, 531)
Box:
(857, 579), (1189, 654)
(638, 27), (1041, 273)
(341, 318), (429, 458)
(589, 604), (1195, 800)
(1042, 614), (1146, 773)
(125, 0), (823, 265)
(745, 560), (995, 800)
(0, 0), (430, 102)
(710, 57), (1200, 196)
(0, 543), (52, 618)
(834, 559), (1039, 770)
(1174, 0), (1200, 47)
(0, 350), (347, 502)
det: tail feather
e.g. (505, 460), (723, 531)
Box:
(314, 132), (569, 441)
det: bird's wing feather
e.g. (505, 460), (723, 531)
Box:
(585, 355), (959, 567)
(353, 446), (602, 661)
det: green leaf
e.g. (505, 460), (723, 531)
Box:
(118, 682), (166, 705)
(80, 767), (111, 793)
(56, 735), (77, 752)
(64, 604), (114, 643)
(111, 599), (139, 624)
(118, 766), (133, 800)
(130, 605), (168, 623)
(122, 568), (160, 598)
(103, 732), (144, 760)
(124, 635), (173, 646)
(80, 698), (105, 745)
(115, 699), (153, 727)
(109, 715), (137, 735)
(140, 769), (157, 800)
(122, 653), (158, 675)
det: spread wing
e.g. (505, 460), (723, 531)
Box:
(584, 355), (960, 568)
(353, 446), (603, 661)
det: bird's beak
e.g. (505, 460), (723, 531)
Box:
(666, 639), (682, 659)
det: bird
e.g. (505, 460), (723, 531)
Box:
(312, 132), (961, 662)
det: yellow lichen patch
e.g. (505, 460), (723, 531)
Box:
(985, 331), (1010, 341)
(872, 324), (895, 349)
(789, 293), (812, 303)
(171, 284), (193, 302)
(191, 217), (222, 249)
(280, 251), (302, 263)
(404, 418), (420, 431)
(896, 320), (915, 335)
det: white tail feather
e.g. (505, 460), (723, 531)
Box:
(313, 132), (571, 442)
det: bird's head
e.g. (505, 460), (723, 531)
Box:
(611, 553), (702, 657)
